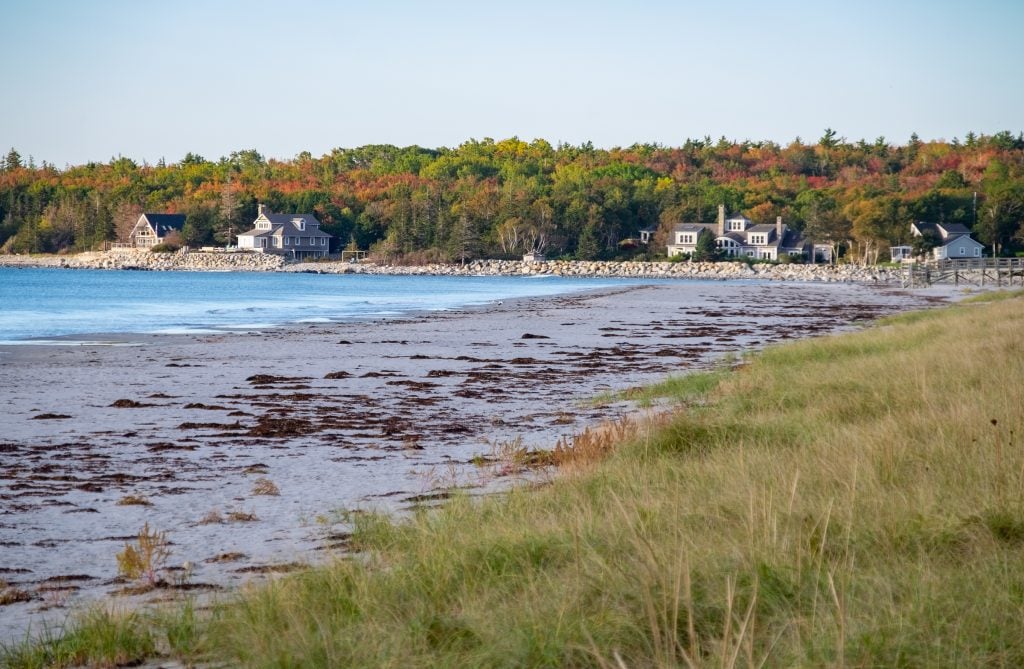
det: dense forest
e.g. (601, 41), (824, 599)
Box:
(2, 130), (1023, 262)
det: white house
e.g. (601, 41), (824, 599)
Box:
(667, 205), (811, 261)
(128, 213), (186, 248)
(236, 204), (333, 259)
(910, 222), (984, 260)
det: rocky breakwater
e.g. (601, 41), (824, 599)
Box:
(7, 249), (286, 272)
(285, 259), (900, 283)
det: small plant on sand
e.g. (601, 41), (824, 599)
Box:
(251, 477), (280, 496)
(116, 523), (170, 587)
(0, 579), (32, 605)
(116, 494), (152, 506)
(199, 509), (223, 525)
(227, 510), (258, 522)
(169, 561), (194, 588)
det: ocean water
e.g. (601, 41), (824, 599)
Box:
(0, 268), (638, 341)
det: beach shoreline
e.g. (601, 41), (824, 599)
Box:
(0, 280), (959, 641)
(0, 250), (901, 283)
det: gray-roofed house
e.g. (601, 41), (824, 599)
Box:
(666, 205), (813, 261)
(236, 204), (333, 259)
(129, 213), (186, 248)
(910, 221), (984, 260)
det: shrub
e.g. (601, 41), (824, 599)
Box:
(116, 523), (170, 586)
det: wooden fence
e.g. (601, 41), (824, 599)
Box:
(901, 258), (1024, 288)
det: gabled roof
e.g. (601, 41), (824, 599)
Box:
(746, 224), (775, 234)
(913, 221), (976, 241)
(937, 223), (971, 237)
(671, 223), (716, 234)
(779, 230), (807, 250)
(937, 234), (984, 249)
(140, 213), (185, 236)
(262, 212), (322, 227)
(239, 211), (332, 239)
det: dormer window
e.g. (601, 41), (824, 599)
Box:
(292, 218), (305, 231)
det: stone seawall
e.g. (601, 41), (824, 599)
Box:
(285, 258), (900, 283)
(0, 251), (899, 283)
(0, 250), (285, 272)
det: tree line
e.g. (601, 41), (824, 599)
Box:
(2, 130), (1023, 262)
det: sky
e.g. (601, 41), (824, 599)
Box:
(2, 0), (1022, 167)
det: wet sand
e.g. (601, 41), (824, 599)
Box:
(0, 280), (952, 640)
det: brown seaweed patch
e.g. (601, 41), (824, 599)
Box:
(233, 562), (304, 574)
(147, 442), (197, 453)
(324, 371), (352, 379)
(110, 399), (154, 408)
(246, 374), (308, 385)
(249, 416), (317, 438)
(385, 380), (440, 390)
(178, 421), (243, 431)
(32, 413), (71, 420)
(205, 552), (247, 563)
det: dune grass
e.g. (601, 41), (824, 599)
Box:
(4, 292), (1023, 667)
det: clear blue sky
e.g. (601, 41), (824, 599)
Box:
(2, 0), (1022, 167)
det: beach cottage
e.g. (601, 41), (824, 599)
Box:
(129, 213), (186, 248)
(667, 205), (811, 261)
(236, 204), (333, 259)
(910, 222), (984, 260)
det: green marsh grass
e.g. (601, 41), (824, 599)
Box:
(4, 292), (1023, 667)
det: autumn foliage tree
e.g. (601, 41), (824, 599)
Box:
(1, 131), (1023, 260)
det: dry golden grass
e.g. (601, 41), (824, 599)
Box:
(115, 494), (152, 506)
(250, 477), (280, 496)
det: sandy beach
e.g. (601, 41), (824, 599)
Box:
(0, 279), (954, 641)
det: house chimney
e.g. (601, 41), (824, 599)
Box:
(717, 204), (725, 237)
(776, 216), (784, 239)
(258, 203), (266, 217)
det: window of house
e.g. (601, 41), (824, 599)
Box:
(974, 248), (980, 256)
(746, 251), (754, 257)
(959, 247), (965, 255)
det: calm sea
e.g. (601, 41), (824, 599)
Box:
(0, 267), (638, 342)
